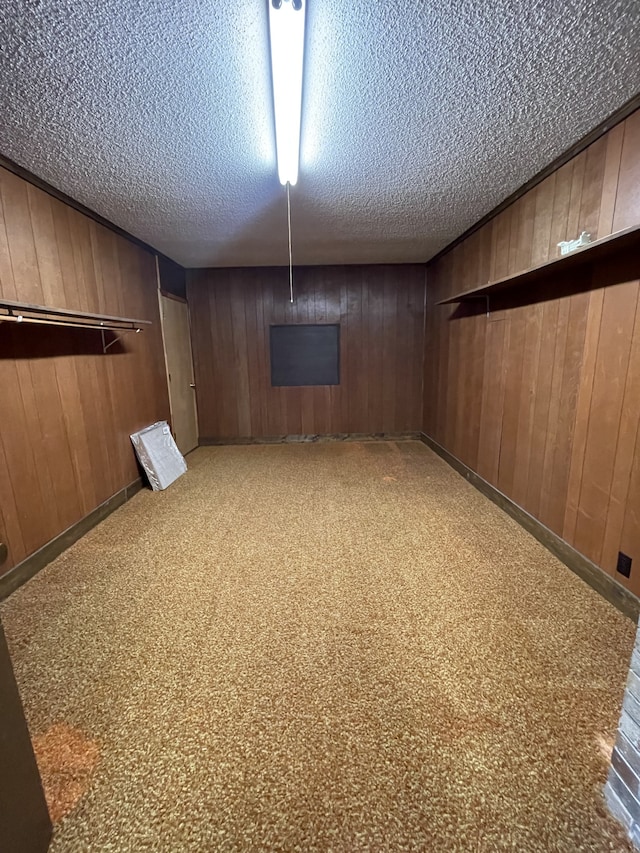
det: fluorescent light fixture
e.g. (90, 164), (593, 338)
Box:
(268, 0), (306, 186)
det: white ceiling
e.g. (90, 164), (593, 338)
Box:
(1, 1), (639, 268)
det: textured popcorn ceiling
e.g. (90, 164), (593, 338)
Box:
(0, 1), (639, 268)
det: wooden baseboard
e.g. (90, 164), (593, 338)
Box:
(419, 432), (640, 622)
(0, 478), (143, 602)
(199, 432), (422, 446)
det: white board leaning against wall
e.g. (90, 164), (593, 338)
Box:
(131, 422), (187, 491)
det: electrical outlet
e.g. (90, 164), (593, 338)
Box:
(617, 552), (632, 578)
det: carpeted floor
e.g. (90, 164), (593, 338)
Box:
(1, 441), (636, 851)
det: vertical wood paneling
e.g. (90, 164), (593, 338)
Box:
(547, 160), (573, 255)
(510, 301), (543, 509)
(27, 186), (62, 307)
(620, 425), (640, 591)
(475, 317), (507, 484)
(381, 276), (398, 433)
(562, 286), (604, 542)
(0, 188), (17, 300)
(55, 355), (97, 517)
(230, 284), (251, 436)
(573, 280), (639, 563)
(188, 270), (214, 435)
(0, 436), (24, 567)
(315, 277), (332, 434)
(536, 298), (570, 530)
(525, 299), (560, 518)
(0, 356), (51, 564)
(566, 151), (587, 242)
(579, 136), (607, 238)
(597, 123), (625, 237)
(53, 205), (82, 311)
(424, 108), (640, 595)
(613, 111), (640, 232)
(338, 274), (350, 432)
(435, 261), (452, 444)
(359, 272), (371, 430)
(1, 169), (43, 305)
(68, 208), (96, 313)
(446, 248), (464, 454)
(467, 309), (485, 471)
(188, 265), (425, 439)
(0, 165), (169, 577)
(542, 291), (589, 535)
(491, 208), (512, 280)
(497, 306), (527, 497)
(531, 176), (556, 266)
(367, 274), (386, 433)
(244, 281), (261, 436)
(27, 344), (80, 532)
(16, 357), (63, 536)
(509, 192), (536, 275)
(601, 290), (640, 576)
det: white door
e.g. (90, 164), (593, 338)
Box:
(159, 292), (198, 455)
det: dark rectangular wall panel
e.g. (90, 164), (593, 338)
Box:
(188, 265), (425, 438)
(270, 324), (340, 387)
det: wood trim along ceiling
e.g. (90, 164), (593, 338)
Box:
(429, 91), (640, 266)
(0, 152), (182, 271)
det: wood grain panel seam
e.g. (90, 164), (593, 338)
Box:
(421, 268), (428, 427)
(601, 287), (640, 565)
(562, 286), (605, 542)
(598, 122), (625, 237)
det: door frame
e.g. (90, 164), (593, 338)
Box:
(155, 257), (199, 454)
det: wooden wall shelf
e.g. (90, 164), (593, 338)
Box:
(0, 299), (151, 353)
(436, 222), (640, 305)
(0, 299), (150, 333)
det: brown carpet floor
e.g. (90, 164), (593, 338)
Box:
(1, 441), (636, 851)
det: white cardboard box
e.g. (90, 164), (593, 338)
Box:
(130, 422), (187, 491)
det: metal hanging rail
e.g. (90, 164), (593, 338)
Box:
(0, 298), (151, 352)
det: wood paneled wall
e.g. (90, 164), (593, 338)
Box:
(188, 265), (425, 438)
(424, 109), (640, 595)
(0, 166), (169, 576)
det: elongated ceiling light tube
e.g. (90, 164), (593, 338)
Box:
(268, 0), (306, 186)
